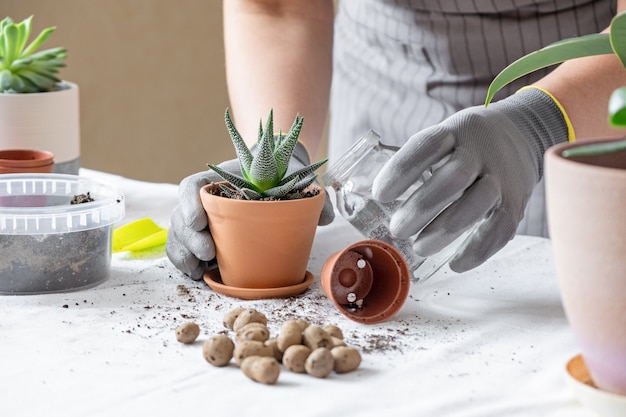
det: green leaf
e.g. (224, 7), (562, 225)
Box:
(485, 33), (613, 106)
(562, 140), (626, 158)
(17, 68), (59, 90)
(14, 16), (33, 57)
(262, 176), (301, 198)
(274, 115), (303, 178)
(224, 108), (253, 177)
(0, 69), (13, 90)
(249, 110), (280, 191)
(278, 158), (327, 187)
(610, 12), (626, 68)
(292, 174), (318, 193)
(207, 164), (260, 193)
(609, 87), (626, 126)
(21, 26), (55, 58)
(3, 23), (19, 64)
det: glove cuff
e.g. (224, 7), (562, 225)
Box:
(518, 85), (576, 142)
(492, 87), (570, 178)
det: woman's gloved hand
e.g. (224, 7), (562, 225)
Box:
(372, 87), (570, 273)
(166, 143), (335, 280)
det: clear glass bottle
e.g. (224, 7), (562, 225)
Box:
(322, 130), (474, 283)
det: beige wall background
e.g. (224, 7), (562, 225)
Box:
(3, 0), (235, 184)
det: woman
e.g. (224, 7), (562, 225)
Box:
(166, 0), (626, 279)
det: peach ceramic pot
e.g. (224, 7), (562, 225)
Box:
(200, 182), (325, 296)
(320, 240), (410, 324)
(545, 139), (626, 396)
(0, 149), (54, 174)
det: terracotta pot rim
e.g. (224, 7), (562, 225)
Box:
(200, 182), (324, 205)
(0, 148), (54, 161)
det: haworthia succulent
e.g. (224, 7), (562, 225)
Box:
(208, 109), (327, 200)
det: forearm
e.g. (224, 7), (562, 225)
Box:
(535, 1), (626, 141)
(223, 0), (334, 157)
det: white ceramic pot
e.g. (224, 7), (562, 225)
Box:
(545, 139), (626, 396)
(0, 81), (80, 174)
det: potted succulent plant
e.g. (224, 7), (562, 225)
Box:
(486, 11), (626, 397)
(200, 109), (327, 300)
(0, 15), (80, 174)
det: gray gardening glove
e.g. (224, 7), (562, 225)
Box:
(372, 87), (569, 272)
(166, 142), (335, 280)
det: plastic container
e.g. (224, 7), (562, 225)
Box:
(0, 174), (125, 294)
(322, 130), (474, 283)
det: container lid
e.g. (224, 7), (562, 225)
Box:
(0, 173), (125, 234)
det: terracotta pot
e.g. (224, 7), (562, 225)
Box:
(0, 149), (54, 174)
(545, 139), (626, 396)
(200, 182), (325, 298)
(0, 82), (80, 174)
(320, 240), (410, 324)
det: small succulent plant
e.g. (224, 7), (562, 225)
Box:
(0, 16), (67, 93)
(208, 109), (328, 200)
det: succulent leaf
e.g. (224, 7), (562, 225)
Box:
(224, 108), (253, 178)
(207, 164), (261, 193)
(262, 176), (301, 198)
(0, 16), (65, 93)
(278, 158), (328, 187)
(3, 23), (18, 64)
(218, 183), (238, 199)
(274, 115), (303, 178)
(292, 175), (318, 193)
(21, 26), (55, 57)
(0, 69), (11, 89)
(248, 110), (280, 191)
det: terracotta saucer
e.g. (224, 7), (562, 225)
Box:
(204, 269), (314, 300)
(566, 354), (626, 417)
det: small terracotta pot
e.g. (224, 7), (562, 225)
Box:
(545, 139), (626, 395)
(320, 240), (410, 324)
(0, 149), (54, 174)
(200, 182), (325, 296)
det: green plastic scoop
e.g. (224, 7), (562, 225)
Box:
(112, 218), (168, 253)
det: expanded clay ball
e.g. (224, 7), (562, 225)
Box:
(235, 322), (270, 344)
(203, 334), (235, 367)
(233, 340), (275, 366)
(277, 320), (304, 352)
(323, 324), (344, 340)
(264, 339), (284, 362)
(241, 355), (281, 385)
(175, 322), (200, 344)
(223, 307), (246, 330)
(331, 346), (362, 373)
(232, 309), (268, 332)
(305, 347), (335, 378)
(303, 325), (333, 350)
(282, 344), (311, 373)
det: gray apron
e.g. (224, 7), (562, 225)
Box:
(329, 0), (615, 237)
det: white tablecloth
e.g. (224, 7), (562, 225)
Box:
(0, 169), (594, 417)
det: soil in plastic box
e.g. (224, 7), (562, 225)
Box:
(0, 226), (112, 294)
